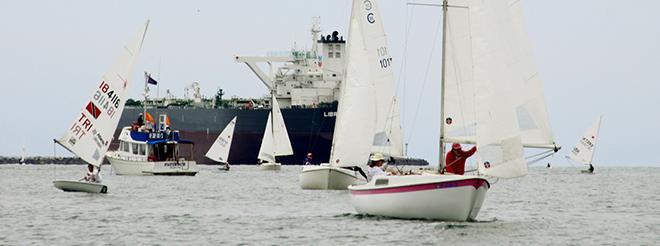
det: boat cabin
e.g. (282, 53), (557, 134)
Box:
(116, 127), (194, 162)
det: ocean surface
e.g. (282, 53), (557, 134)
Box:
(0, 165), (658, 245)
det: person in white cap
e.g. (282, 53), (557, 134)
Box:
(367, 153), (389, 182)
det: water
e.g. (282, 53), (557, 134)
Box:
(1, 165), (659, 245)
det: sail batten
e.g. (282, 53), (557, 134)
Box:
(57, 21), (149, 167)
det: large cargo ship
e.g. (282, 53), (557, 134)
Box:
(113, 20), (347, 165)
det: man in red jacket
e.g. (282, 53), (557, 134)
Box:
(445, 143), (477, 175)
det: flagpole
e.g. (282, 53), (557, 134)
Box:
(143, 71), (148, 126)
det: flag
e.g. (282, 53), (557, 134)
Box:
(86, 102), (102, 119)
(144, 72), (158, 85)
(145, 112), (155, 124)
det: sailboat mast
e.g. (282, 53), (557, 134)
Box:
(438, 0), (449, 172)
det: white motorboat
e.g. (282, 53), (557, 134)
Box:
(300, 165), (366, 190)
(108, 125), (198, 176)
(257, 95), (293, 171)
(348, 0), (560, 221)
(349, 175), (489, 221)
(53, 21), (150, 193)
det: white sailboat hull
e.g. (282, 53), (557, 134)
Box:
(53, 180), (108, 194)
(300, 165), (366, 190)
(259, 163), (281, 171)
(348, 175), (489, 221)
(108, 154), (198, 176)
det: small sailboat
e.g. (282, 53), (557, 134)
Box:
(258, 95), (293, 170)
(53, 21), (150, 193)
(348, 0), (560, 221)
(567, 116), (602, 174)
(206, 116), (237, 171)
(300, 0), (394, 189)
(19, 144), (26, 165)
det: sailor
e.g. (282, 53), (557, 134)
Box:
(137, 113), (144, 126)
(445, 143), (477, 175)
(83, 164), (102, 183)
(588, 164), (594, 173)
(366, 153), (388, 182)
(303, 153), (313, 165)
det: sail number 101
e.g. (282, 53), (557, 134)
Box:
(377, 47), (393, 69)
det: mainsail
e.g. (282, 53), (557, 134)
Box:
(439, 0), (556, 178)
(206, 116), (237, 163)
(57, 21), (149, 167)
(258, 96), (293, 163)
(443, 0), (556, 151)
(567, 116), (602, 165)
(330, 0), (381, 167)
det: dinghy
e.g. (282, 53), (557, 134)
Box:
(206, 116), (237, 171)
(53, 21), (149, 193)
(53, 180), (108, 194)
(348, 0), (560, 221)
(567, 116), (602, 174)
(258, 95), (293, 170)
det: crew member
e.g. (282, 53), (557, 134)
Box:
(445, 143), (477, 175)
(137, 113), (144, 126)
(367, 153), (388, 182)
(83, 164), (102, 183)
(303, 153), (313, 165)
(588, 164), (594, 173)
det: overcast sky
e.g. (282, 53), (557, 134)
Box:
(1, 0), (658, 166)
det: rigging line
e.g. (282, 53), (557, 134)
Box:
(527, 151), (556, 165)
(406, 13), (444, 143)
(397, 5), (415, 130)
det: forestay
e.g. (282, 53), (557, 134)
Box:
(567, 116), (602, 165)
(206, 116), (237, 163)
(258, 96), (293, 163)
(443, 0), (556, 150)
(329, 0), (380, 167)
(57, 21), (150, 167)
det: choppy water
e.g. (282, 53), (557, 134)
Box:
(1, 165), (658, 245)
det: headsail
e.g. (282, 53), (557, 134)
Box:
(567, 116), (602, 165)
(258, 96), (293, 163)
(329, 0), (380, 167)
(205, 116), (237, 163)
(57, 21), (149, 167)
(443, 0), (556, 150)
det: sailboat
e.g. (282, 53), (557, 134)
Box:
(258, 95), (293, 170)
(300, 0), (401, 189)
(348, 0), (560, 221)
(52, 21), (150, 194)
(206, 116), (237, 171)
(19, 144), (26, 165)
(567, 116), (602, 174)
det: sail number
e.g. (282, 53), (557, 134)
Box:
(93, 81), (122, 119)
(377, 47), (393, 69)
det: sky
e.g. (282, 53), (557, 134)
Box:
(0, 0), (658, 166)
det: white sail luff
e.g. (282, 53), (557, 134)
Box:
(57, 21), (149, 167)
(568, 116), (603, 165)
(205, 116), (237, 163)
(258, 114), (276, 163)
(329, 0), (378, 167)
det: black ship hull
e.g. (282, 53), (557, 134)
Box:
(113, 106), (337, 165)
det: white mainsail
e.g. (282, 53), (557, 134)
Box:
(443, 0), (556, 150)
(439, 0), (556, 178)
(258, 96), (293, 163)
(57, 21), (149, 167)
(567, 116), (603, 165)
(357, 0), (404, 157)
(206, 116), (237, 163)
(329, 0), (381, 167)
